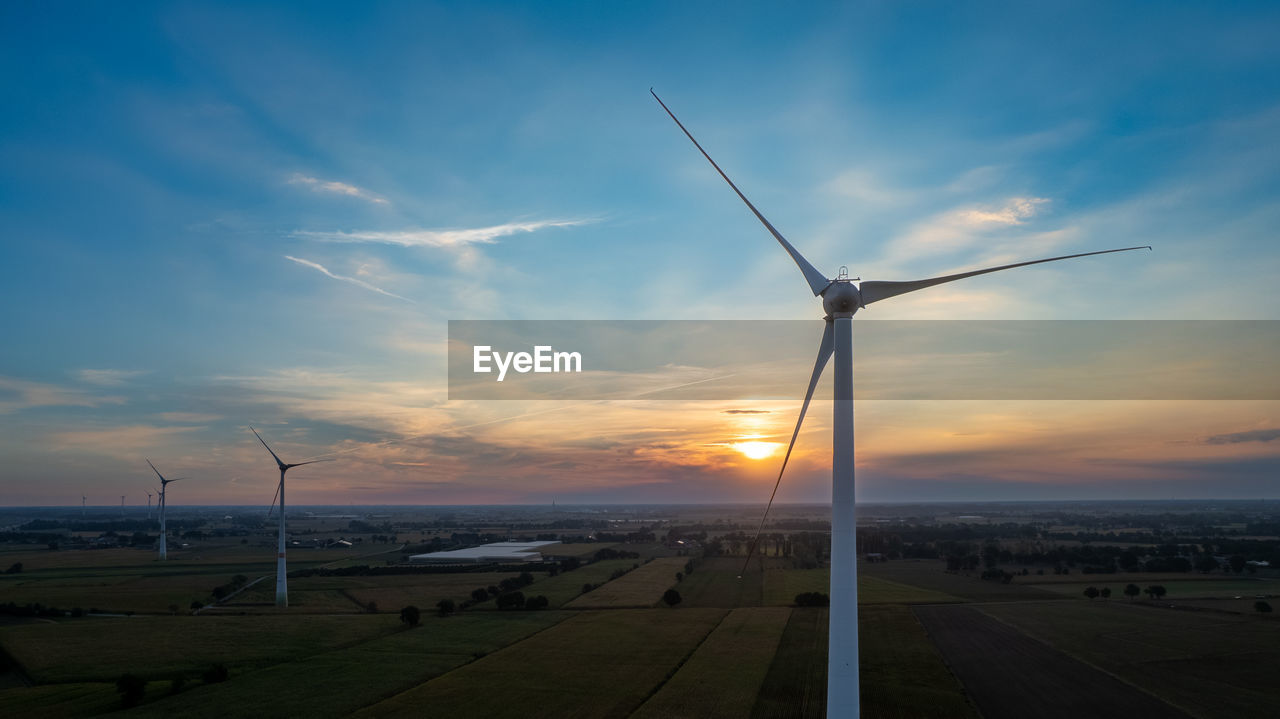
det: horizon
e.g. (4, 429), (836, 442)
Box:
(3, 2), (1279, 505)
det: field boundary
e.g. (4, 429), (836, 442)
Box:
(626, 608), (730, 716)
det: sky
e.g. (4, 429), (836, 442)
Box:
(2, 1), (1280, 506)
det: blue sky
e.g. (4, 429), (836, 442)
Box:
(2, 2), (1279, 505)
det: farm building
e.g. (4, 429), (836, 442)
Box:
(409, 540), (561, 564)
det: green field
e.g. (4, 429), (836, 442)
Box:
(859, 605), (978, 718)
(518, 559), (638, 608)
(751, 607), (828, 718)
(979, 600), (1280, 719)
(1028, 578), (1279, 599)
(565, 557), (685, 609)
(124, 611), (571, 718)
(356, 608), (727, 718)
(673, 557), (765, 608)
(632, 607), (791, 719)
(0, 614), (396, 683)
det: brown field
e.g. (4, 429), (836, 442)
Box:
(978, 600), (1280, 719)
(915, 604), (1192, 719)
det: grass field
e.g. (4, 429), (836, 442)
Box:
(760, 567), (963, 606)
(1027, 578), (1279, 598)
(0, 681), (164, 718)
(979, 601), (1280, 719)
(631, 607), (791, 719)
(859, 605), (978, 718)
(673, 557), (764, 608)
(861, 560), (1059, 602)
(518, 559), (637, 608)
(125, 611), (571, 718)
(0, 571), (256, 614)
(565, 557), (685, 609)
(356, 608), (728, 719)
(0, 614), (397, 683)
(751, 607), (827, 719)
(292, 571), (524, 612)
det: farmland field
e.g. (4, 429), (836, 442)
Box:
(125, 611), (571, 718)
(751, 607), (827, 719)
(632, 607), (791, 719)
(565, 557), (685, 609)
(1027, 578), (1278, 598)
(0, 614), (396, 682)
(978, 600), (1280, 719)
(859, 605), (977, 718)
(673, 557), (765, 608)
(915, 604), (1192, 719)
(355, 608), (727, 718)
(861, 559), (1060, 602)
(520, 559), (638, 607)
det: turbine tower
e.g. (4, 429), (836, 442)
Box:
(120, 495), (125, 518)
(81, 495), (85, 518)
(146, 490), (153, 521)
(250, 426), (330, 608)
(652, 89), (1149, 718)
(146, 459), (185, 560)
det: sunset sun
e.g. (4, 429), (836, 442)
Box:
(731, 440), (782, 460)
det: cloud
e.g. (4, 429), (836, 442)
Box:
(1204, 428), (1280, 445)
(157, 412), (222, 423)
(288, 173), (389, 205)
(722, 409), (770, 414)
(75, 368), (149, 386)
(51, 425), (204, 455)
(0, 376), (124, 414)
(882, 197), (1052, 266)
(292, 218), (591, 248)
(284, 255), (415, 303)
(956, 197), (1048, 226)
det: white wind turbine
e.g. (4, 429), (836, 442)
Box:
(146, 459), (186, 560)
(250, 426), (331, 608)
(146, 490), (153, 521)
(652, 90), (1150, 718)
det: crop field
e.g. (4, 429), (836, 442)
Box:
(978, 601), (1280, 719)
(750, 607), (827, 718)
(0, 614), (397, 683)
(1027, 577), (1278, 598)
(859, 605), (977, 719)
(124, 611), (571, 719)
(518, 559), (637, 607)
(915, 604), (1192, 719)
(631, 607), (791, 719)
(565, 557), (685, 609)
(0, 571), (256, 614)
(861, 559), (1060, 602)
(673, 557), (765, 608)
(291, 571), (525, 612)
(355, 608), (728, 718)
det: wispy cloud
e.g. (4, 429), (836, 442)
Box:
(0, 376), (124, 414)
(75, 368), (149, 386)
(292, 218), (591, 248)
(880, 196), (1053, 267)
(284, 255), (415, 303)
(1205, 428), (1280, 445)
(288, 173), (389, 205)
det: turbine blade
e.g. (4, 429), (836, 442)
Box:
(146, 458), (166, 483)
(285, 459), (334, 469)
(739, 321), (835, 578)
(266, 478), (281, 519)
(250, 426), (288, 469)
(859, 246), (1152, 305)
(651, 89), (831, 296)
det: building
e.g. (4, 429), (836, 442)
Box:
(408, 540), (561, 564)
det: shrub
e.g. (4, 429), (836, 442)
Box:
(116, 673), (147, 708)
(1256, 601), (1273, 613)
(400, 605), (421, 627)
(662, 589), (682, 607)
(436, 599), (456, 616)
(202, 664), (229, 684)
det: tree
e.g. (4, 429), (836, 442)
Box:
(675, 572), (684, 583)
(436, 599), (455, 616)
(1083, 586), (1099, 600)
(1228, 555), (1247, 574)
(5, 562), (21, 574)
(116, 673), (147, 708)
(365, 601), (378, 613)
(1100, 587), (1112, 599)
(190, 600), (203, 611)
(202, 664), (229, 683)
(525, 595), (549, 610)
(496, 592), (526, 610)
(662, 589), (682, 607)
(1124, 583), (1141, 601)
(471, 587), (489, 603)
(1144, 585), (1167, 600)
(400, 605), (421, 627)
(1255, 601), (1273, 614)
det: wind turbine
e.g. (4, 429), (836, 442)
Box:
(146, 490), (153, 521)
(249, 426), (331, 608)
(146, 459), (185, 560)
(81, 495), (85, 518)
(120, 495), (125, 518)
(652, 89), (1150, 718)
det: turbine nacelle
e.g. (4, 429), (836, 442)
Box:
(822, 280), (862, 317)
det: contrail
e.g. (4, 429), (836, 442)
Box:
(284, 255), (415, 304)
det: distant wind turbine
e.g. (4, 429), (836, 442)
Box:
(146, 490), (153, 521)
(81, 495), (85, 518)
(250, 426), (332, 608)
(120, 495), (125, 518)
(146, 459), (186, 560)
(652, 89), (1150, 719)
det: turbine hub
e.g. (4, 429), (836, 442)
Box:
(822, 280), (861, 317)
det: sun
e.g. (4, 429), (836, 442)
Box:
(731, 440), (782, 461)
